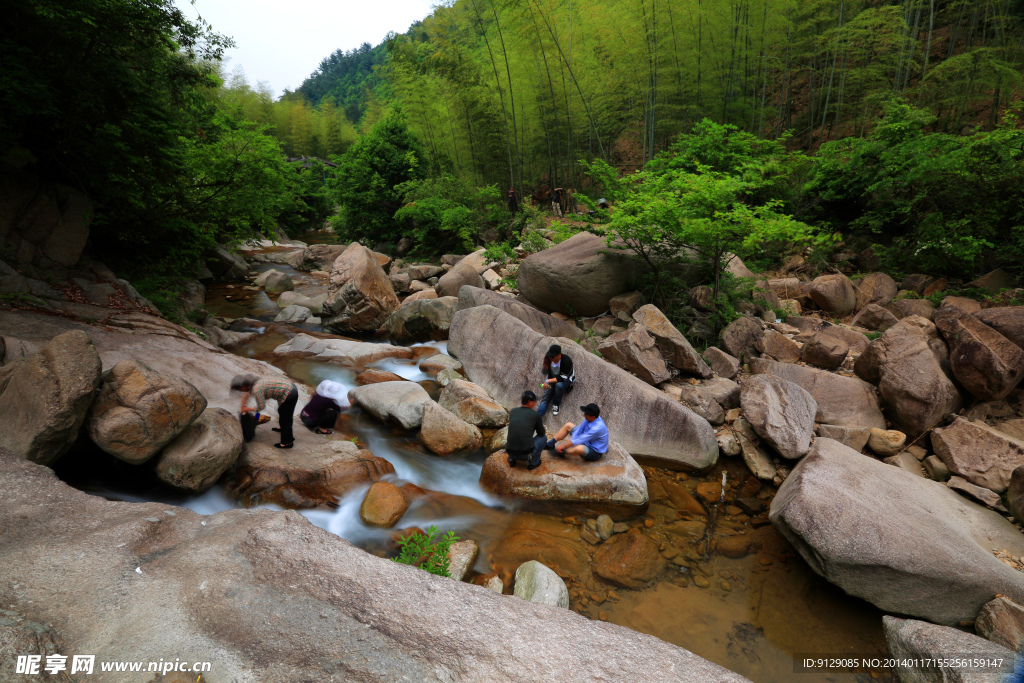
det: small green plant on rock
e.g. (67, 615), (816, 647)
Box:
(392, 525), (459, 578)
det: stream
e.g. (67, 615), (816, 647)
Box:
(67, 252), (895, 683)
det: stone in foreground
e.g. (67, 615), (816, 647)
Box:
(513, 560), (570, 608)
(481, 442), (648, 505)
(449, 306), (719, 470)
(883, 616), (1015, 683)
(155, 407), (244, 493)
(770, 438), (1024, 624)
(976, 596), (1024, 652)
(420, 401), (483, 455)
(0, 450), (752, 682)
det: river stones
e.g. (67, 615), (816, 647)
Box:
(976, 306), (1024, 350)
(349, 381), (432, 430)
(720, 316), (764, 358)
(481, 442), (648, 505)
(770, 438), (1024, 624)
(931, 416), (1024, 493)
(883, 616), (1015, 682)
(384, 296), (458, 341)
(449, 306), (719, 470)
(756, 329), (801, 363)
(87, 358), (207, 464)
(976, 596), (1024, 652)
(446, 539), (479, 582)
(228, 439), (394, 508)
(799, 332), (848, 370)
(154, 407), (243, 493)
(360, 481), (408, 527)
(631, 304), (712, 377)
(420, 401), (483, 455)
(807, 274), (857, 315)
(703, 347), (740, 379)
(513, 560), (570, 608)
(438, 379), (508, 428)
(593, 530), (665, 589)
(0, 329), (102, 465)
(597, 325), (672, 385)
(934, 305), (1024, 401)
(273, 333), (413, 365)
(355, 369), (407, 385)
(453, 286), (583, 339)
(435, 249), (486, 298)
(854, 272), (898, 310)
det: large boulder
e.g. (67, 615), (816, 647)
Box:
(262, 269), (294, 294)
(448, 306), (719, 470)
(770, 438), (1024, 624)
(435, 248), (487, 297)
(0, 330), (102, 465)
(720, 316), (764, 358)
(883, 616), (1015, 682)
(850, 303), (899, 331)
(298, 243), (346, 271)
(321, 242), (399, 333)
(454, 286), (583, 339)
(86, 359), (206, 464)
(593, 530), (665, 589)
(976, 596), (1024, 652)
(934, 305), (1024, 401)
(349, 381), (431, 430)
(807, 274), (857, 315)
(976, 306), (1024, 350)
(513, 561), (570, 608)
(968, 268), (1017, 293)
(384, 296), (458, 341)
(931, 416), (1024, 493)
(438, 379), (508, 428)
(750, 358), (885, 429)
(740, 376), (817, 460)
(481, 441), (648, 505)
(154, 407), (243, 493)
(756, 329), (802, 363)
(703, 347), (740, 379)
(887, 298), (936, 321)
(854, 272), (899, 310)
(0, 452), (754, 683)
(273, 333), (412, 366)
(228, 440), (394, 508)
(597, 325), (672, 385)
(786, 317), (870, 353)
(274, 304), (311, 324)
(854, 316), (961, 437)
(799, 332), (848, 370)
(631, 305), (712, 377)
(420, 401), (483, 455)
(517, 232), (636, 316)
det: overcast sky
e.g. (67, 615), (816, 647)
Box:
(175, 0), (437, 98)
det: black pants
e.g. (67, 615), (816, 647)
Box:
(300, 406), (340, 431)
(508, 435), (548, 468)
(277, 387), (298, 444)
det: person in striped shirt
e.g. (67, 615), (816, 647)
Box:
(231, 374), (298, 448)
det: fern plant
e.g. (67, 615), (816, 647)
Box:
(392, 525), (459, 578)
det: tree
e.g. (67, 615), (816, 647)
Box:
(329, 110), (426, 244)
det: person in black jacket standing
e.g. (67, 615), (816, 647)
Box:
(506, 390), (547, 469)
(537, 344), (574, 417)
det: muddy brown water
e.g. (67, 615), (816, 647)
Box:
(63, 260), (894, 683)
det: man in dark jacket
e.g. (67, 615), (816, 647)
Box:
(538, 344), (574, 417)
(506, 390), (547, 470)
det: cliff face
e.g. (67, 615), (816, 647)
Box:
(0, 171), (92, 269)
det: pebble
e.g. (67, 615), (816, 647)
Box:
(612, 522), (629, 534)
(580, 527), (601, 545)
(693, 575), (710, 588)
(599, 611), (609, 621)
(596, 514), (614, 540)
(661, 546), (680, 560)
(644, 519), (655, 528)
(721, 581), (732, 591)
(144, 517), (160, 523)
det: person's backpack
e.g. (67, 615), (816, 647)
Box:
(239, 412), (257, 442)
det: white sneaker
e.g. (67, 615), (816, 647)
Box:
(552, 405), (559, 416)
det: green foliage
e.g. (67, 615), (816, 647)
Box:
(483, 241), (516, 265)
(806, 98), (1024, 277)
(520, 231), (551, 254)
(329, 111), (426, 245)
(277, 160), (335, 237)
(392, 525), (459, 578)
(394, 175), (508, 253)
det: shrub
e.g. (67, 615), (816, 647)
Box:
(392, 525), (459, 578)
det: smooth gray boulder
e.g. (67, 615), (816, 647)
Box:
(513, 561), (570, 608)
(435, 249), (487, 297)
(517, 232), (636, 316)
(770, 438), (1024, 624)
(385, 296), (458, 341)
(448, 306), (719, 469)
(751, 358), (885, 429)
(883, 616), (1015, 683)
(154, 407), (244, 493)
(0, 449), (752, 683)
(348, 381), (431, 430)
(740, 376), (817, 459)
(273, 333), (412, 366)
(0, 330), (102, 465)
(454, 286), (582, 339)
(274, 304), (311, 324)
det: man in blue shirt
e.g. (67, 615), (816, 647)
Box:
(544, 403), (609, 462)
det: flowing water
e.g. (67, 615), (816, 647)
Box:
(64, 253), (894, 683)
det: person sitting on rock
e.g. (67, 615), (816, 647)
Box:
(506, 390), (547, 470)
(299, 379), (347, 435)
(231, 374), (298, 449)
(545, 403), (608, 462)
(537, 344), (574, 417)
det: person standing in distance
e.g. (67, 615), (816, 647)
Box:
(537, 344), (574, 417)
(545, 403), (608, 462)
(505, 390), (547, 470)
